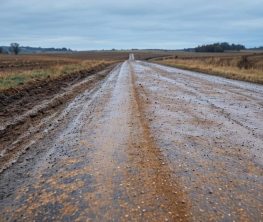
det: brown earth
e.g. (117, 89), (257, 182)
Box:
(0, 51), (170, 72)
(0, 55), (262, 221)
(0, 62), (118, 173)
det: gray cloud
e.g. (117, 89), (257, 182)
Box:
(0, 0), (262, 49)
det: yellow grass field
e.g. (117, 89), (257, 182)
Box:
(153, 52), (263, 84)
(0, 51), (172, 91)
(0, 52), (127, 91)
(0, 60), (114, 90)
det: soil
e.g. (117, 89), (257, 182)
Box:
(0, 57), (262, 221)
(0, 63), (117, 173)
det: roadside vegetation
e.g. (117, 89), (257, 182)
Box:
(0, 61), (114, 90)
(153, 52), (263, 84)
(0, 51), (172, 91)
(0, 52), (125, 91)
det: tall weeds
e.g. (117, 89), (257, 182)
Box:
(154, 54), (263, 84)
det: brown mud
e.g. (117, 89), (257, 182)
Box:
(0, 57), (262, 221)
(0, 63), (117, 173)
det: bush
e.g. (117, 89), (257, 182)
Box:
(238, 56), (253, 69)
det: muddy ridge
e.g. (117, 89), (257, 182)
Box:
(0, 63), (118, 173)
(0, 63), (115, 117)
(129, 62), (191, 220)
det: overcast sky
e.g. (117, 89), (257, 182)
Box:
(0, 0), (262, 50)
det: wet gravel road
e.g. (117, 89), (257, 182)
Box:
(0, 58), (263, 221)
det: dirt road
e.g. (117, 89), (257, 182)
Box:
(0, 57), (263, 221)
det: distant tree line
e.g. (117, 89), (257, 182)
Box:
(33, 47), (71, 52)
(0, 43), (72, 54)
(0, 43), (21, 54)
(249, 46), (263, 51)
(195, 42), (246, 52)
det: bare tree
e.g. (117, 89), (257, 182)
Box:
(10, 43), (20, 55)
(0, 47), (3, 54)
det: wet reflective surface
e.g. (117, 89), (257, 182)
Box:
(0, 60), (262, 221)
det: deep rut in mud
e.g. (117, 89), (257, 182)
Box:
(0, 59), (263, 222)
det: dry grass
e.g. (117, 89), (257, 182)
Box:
(0, 51), (132, 91)
(0, 60), (114, 90)
(0, 51), (173, 91)
(153, 53), (263, 84)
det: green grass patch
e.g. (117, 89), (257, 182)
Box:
(0, 60), (113, 91)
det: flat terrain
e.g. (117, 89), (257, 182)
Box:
(0, 56), (263, 221)
(153, 52), (263, 84)
(0, 52), (126, 90)
(0, 51), (169, 90)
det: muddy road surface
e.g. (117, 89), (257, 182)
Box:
(0, 58), (263, 221)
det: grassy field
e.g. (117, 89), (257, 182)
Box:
(2, 51), (261, 91)
(0, 52), (127, 91)
(152, 52), (263, 84)
(0, 51), (173, 91)
(0, 60), (115, 90)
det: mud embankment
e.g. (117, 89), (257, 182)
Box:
(0, 63), (115, 118)
(0, 63), (118, 173)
